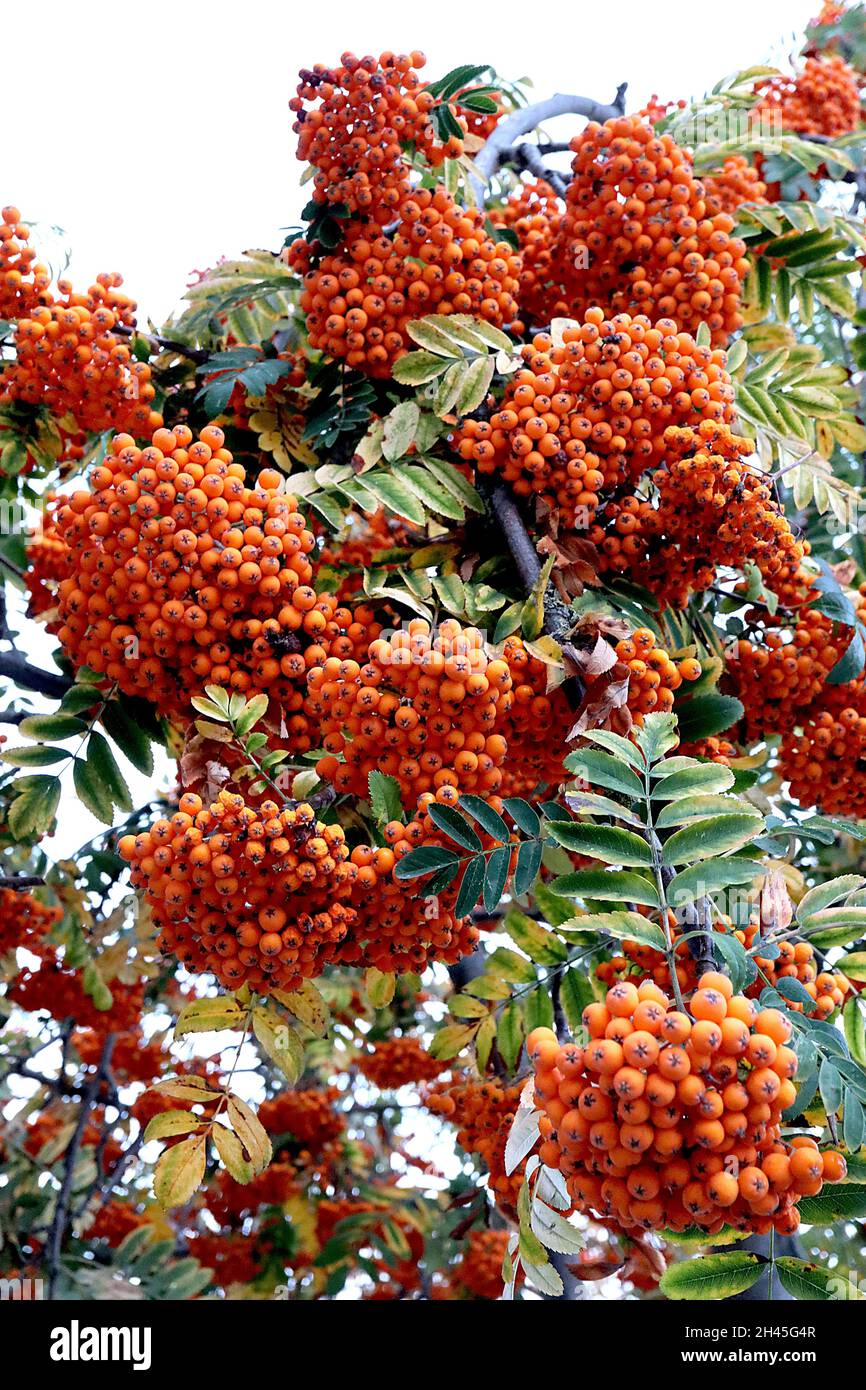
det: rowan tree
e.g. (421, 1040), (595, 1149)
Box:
(4, 3), (866, 1305)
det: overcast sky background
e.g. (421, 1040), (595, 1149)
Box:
(7, 0), (817, 329)
(5, 0), (816, 855)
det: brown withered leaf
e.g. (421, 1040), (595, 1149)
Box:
(180, 730), (231, 800)
(536, 532), (600, 601)
(569, 632), (619, 679)
(832, 558), (858, 587)
(567, 671), (631, 739)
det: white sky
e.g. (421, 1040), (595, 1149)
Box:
(7, 0), (817, 328)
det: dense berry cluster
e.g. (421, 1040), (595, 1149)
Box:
(291, 51), (463, 224)
(288, 188), (522, 376)
(119, 791), (355, 994)
(258, 1087), (346, 1148)
(54, 425), (324, 721)
(74, 1027), (166, 1083)
(702, 156), (768, 214)
(779, 684), (866, 817)
(8, 950), (145, 1033)
(86, 1200), (151, 1248)
(310, 618), (515, 807)
(425, 1077), (525, 1207)
(555, 116), (748, 344)
(528, 977), (846, 1236)
(0, 206), (52, 320)
(0, 886), (61, 955)
(432, 1228), (510, 1299)
(727, 594), (853, 740)
(754, 55), (862, 138)
(355, 1036), (443, 1089)
(1, 274), (161, 441)
(491, 178), (565, 331)
(590, 422), (805, 608)
(451, 312), (735, 527)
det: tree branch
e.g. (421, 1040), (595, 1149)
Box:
(0, 874), (45, 890)
(0, 650), (72, 698)
(488, 482), (585, 704)
(46, 1032), (115, 1300)
(473, 85), (628, 199)
(112, 322), (209, 366)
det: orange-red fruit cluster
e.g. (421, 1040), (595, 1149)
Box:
(528, 978), (846, 1237)
(0, 886), (61, 955)
(451, 311), (735, 528)
(702, 156), (767, 215)
(1, 274), (162, 440)
(754, 55), (862, 139)
(288, 186), (521, 377)
(53, 425), (324, 721)
(355, 1036), (443, 1089)
(119, 790), (356, 994)
(8, 949), (144, 1033)
(558, 115), (749, 344)
(779, 682), (866, 818)
(310, 618), (514, 808)
(258, 1086), (346, 1149)
(0, 206), (52, 320)
(425, 1077), (525, 1208)
(591, 422), (805, 608)
(291, 51), (463, 223)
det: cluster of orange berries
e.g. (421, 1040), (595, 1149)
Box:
(53, 424), (331, 721)
(204, 1163), (301, 1222)
(451, 312), (735, 528)
(258, 1087), (346, 1149)
(86, 1200), (150, 1248)
(727, 594), (855, 740)
(23, 1104), (122, 1173)
(291, 51), (463, 225)
(528, 976), (846, 1237)
(491, 178), (565, 331)
(432, 1228), (510, 1300)
(556, 116), (748, 345)
(590, 422), (805, 608)
(74, 1027), (166, 1083)
(754, 55), (862, 138)
(614, 628), (702, 723)
(599, 920), (851, 1022)
(425, 1077), (525, 1208)
(25, 500), (71, 618)
(1, 273), (161, 441)
(779, 682), (866, 817)
(355, 1036), (443, 1089)
(344, 841), (480, 976)
(288, 187), (522, 377)
(0, 206), (51, 320)
(310, 619), (515, 809)
(8, 949), (144, 1033)
(0, 886), (61, 955)
(185, 1231), (263, 1287)
(118, 790), (356, 994)
(702, 156), (768, 215)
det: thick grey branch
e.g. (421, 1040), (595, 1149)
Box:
(473, 85), (628, 198)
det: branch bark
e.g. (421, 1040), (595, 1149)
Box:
(46, 1032), (115, 1300)
(0, 650), (72, 698)
(472, 86), (628, 199)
